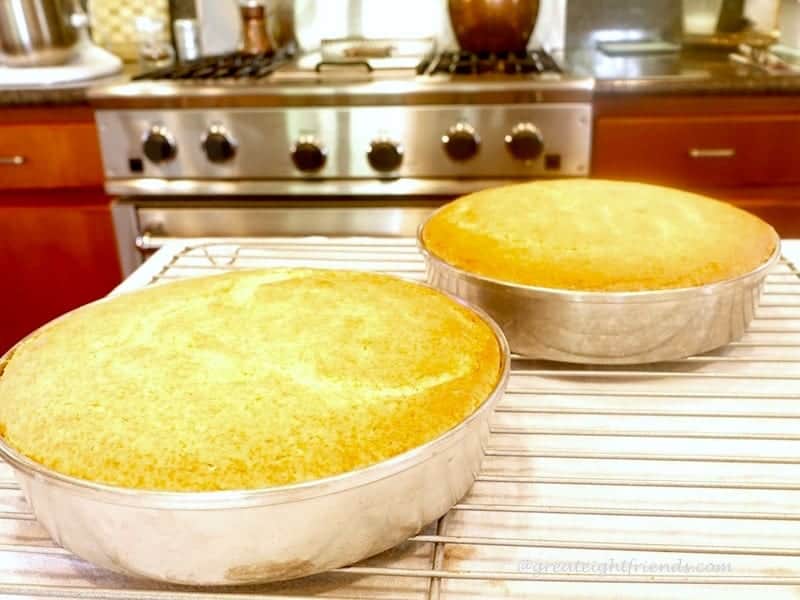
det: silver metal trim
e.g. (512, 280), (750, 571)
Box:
(88, 77), (596, 106)
(689, 148), (737, 158)
(110, 201), (143, 275)
(95, 104), (593, 181)
(104, 177), (574, 196)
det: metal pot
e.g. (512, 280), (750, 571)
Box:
(0, 0), (82, 67)
(448, 0), (540, 54)
(419, 217), (781, 365)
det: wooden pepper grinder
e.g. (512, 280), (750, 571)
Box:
(240, 0), (274, 55)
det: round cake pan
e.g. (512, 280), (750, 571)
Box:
(0, 285), (510, 585)
(418, 222), (781, 365)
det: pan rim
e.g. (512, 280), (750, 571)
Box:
(0, 270), (510, 510)
(417, 204), (782, 304)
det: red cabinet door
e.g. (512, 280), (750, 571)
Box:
(0, 192), (122, 354)
(593, 113), (800, 188)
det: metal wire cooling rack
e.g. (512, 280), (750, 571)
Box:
(4, 237), (800, 599)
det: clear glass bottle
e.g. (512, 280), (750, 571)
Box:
(173, 18), (203, 63)
(135, 16), (175, 69)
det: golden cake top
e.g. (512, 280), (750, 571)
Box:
(0, 269), (502, 492)
(422, 180), (778, 292)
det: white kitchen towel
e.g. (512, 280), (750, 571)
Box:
(0, 43), (122, 88)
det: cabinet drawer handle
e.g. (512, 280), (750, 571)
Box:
(689, 148), (736, 159)
(0, 155), (25, 166)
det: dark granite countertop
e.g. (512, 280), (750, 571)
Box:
(0, 85), (92, 106)
(5, 49), (800, 107)
(0, 66), (132, 107)
(566, 47), (800, 95)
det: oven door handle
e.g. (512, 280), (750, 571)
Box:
(135, 232), (174, 251)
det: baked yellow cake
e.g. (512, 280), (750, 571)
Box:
(0, 270), (502, 492)
(422, 180), (778, 292)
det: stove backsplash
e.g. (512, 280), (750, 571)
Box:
(294, 0), (566, 51)
(565, 0), (682, 47)
(192, 0), (689, 58)
(194, 0), (567, 56)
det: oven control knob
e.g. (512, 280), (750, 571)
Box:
(442, 123), (479, 161)
(291, 137), (327, 172)
(202, 127), (236, 163)
(143, 127), (177, 164)
(505, 123), (544, 161)
(367, 139), (403, 172)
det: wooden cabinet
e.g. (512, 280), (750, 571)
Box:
(593, 114), (800, 188)
(592, 95), (800, 237)
(0, 107), (121, 354)
(0, 106), (105, 189)
(0, 121), (105, 190)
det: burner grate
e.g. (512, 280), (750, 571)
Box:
(428, 50), (562, 76)
(132, 51), (290, 81)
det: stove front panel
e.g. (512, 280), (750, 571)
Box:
(96, 104), (592, 182)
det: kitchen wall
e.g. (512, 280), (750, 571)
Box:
(176, 0), (786, 57)
(195, 0), (567, 54)
(196, 0), (240, 54)
(294, 0), (566, 50)
(533, 0), (568, 49)
(782, 0), (800, 47)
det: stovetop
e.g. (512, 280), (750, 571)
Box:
(425, 50), (562, 76)
(91, 45), (593, 110)
(132, 51), (289, 81)
(132, 49), (563, 82)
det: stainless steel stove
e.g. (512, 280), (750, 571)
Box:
(90, 47), (593, 274)
(131, 49), (565, 80)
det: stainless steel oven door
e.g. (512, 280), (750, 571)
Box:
(112, 198), (442, 276)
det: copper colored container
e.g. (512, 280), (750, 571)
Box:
(448, 0), (540, 54)
(240, 0), (273, 55)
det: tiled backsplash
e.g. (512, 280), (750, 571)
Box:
(191, 0), (565, 54)
(566, 0), (682, 47)
(88, 0), (171, 61)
